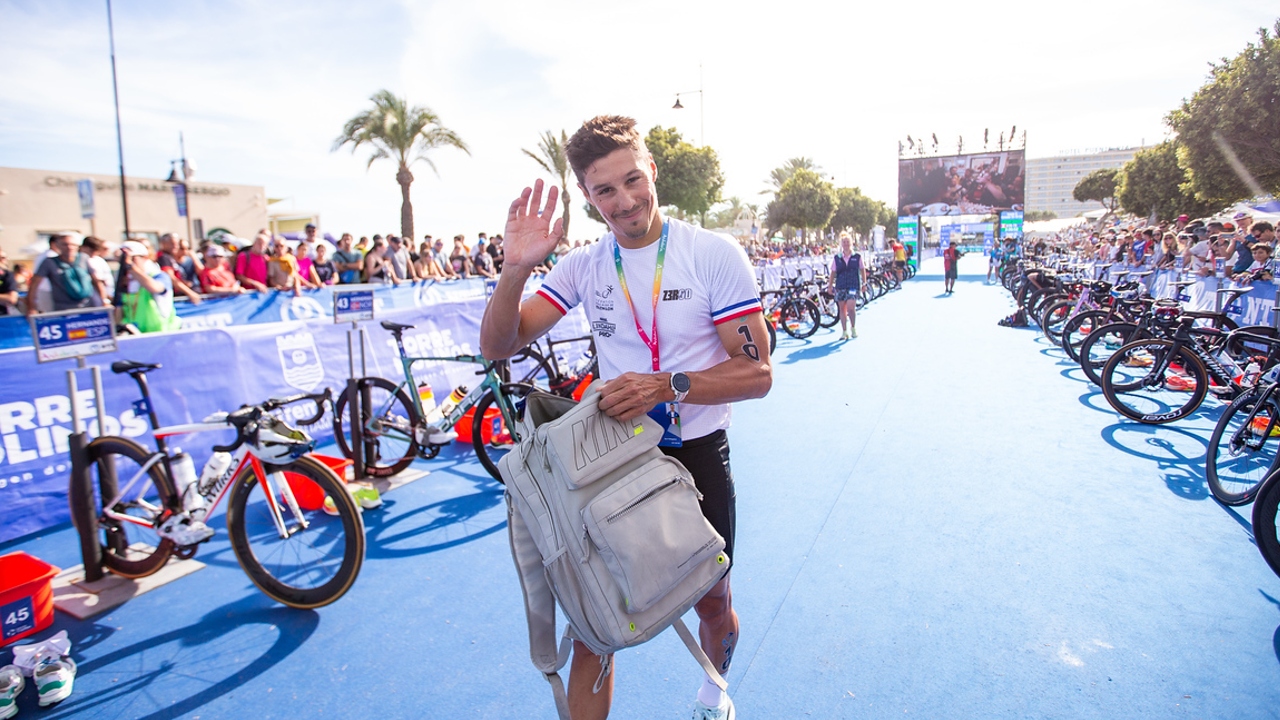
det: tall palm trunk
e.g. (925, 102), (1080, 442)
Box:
(397, 164), (415, 240)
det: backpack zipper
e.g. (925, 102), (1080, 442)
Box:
(605, 477), (688, 524)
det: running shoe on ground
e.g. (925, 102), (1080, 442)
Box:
(1123, 352), (1154, 368)
(415, 423), (458, 445)
(1250, 416), (1280, 436)
(691, 695), (735, 720)
(850, 327), (857, 339)
(156, 514), (214, 546)
(1165, 375), (1197, 392)
(352, 486), (382, 509)
(0, 665), (22, 720)
(33, 651), (75, 707)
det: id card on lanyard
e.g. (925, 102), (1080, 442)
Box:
(613, 221), (682, 447)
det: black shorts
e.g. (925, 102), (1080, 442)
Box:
(661, 429), (736, 564)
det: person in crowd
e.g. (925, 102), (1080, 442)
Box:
(1233, 242), (1274, 285)
(11, 262), (31, 292)
(449, 235), (472, 278)
(293, 243), (322, 289)
(364, 237), (389, 282)
(472, 236), (496, 279)
(828, 231), (865, 339)
(198, 245), (246, 295)
(1155, 233), (1180, 270)
(890, 236), (906, 282)
(268, 238), (303, 295)
(942, 240), (962, 294)
(384, 235), (417, 284)
(415, 241), (446, 280)
(355, 236), (371, 256)
(79, 236), (115, 307)
(488, 233), (505, 273)
(118, 240), (180, 333)
(1233, 221), (1275, 274)
(431, 237), (458, 279)
(235, 231), (271, 292)
(26, 234), (101, 314)
(479, 114), (770, 720)
(332, 233), (364, 284)
(312, 243), (337, 285)
(0, 248), (19, 315)
(157, 234), (203, 302)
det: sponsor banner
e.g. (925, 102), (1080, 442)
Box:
(0, 286), (588, 543)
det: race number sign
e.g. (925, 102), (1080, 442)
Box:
(333, 289), (374, 323)
(29, 307), (117, 363)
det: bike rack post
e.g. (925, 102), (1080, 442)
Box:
(67, 357), (108, 583)
(346, 324), (366, 482)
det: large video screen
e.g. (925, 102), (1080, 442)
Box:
(898, 149), (1025, 217)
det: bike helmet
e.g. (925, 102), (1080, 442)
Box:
(249, 417), (315, 463)
(1152, 299), (1182, 325)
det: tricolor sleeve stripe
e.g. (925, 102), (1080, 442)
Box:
(535, 288), (569, 315)
(712, 298), (763, 325)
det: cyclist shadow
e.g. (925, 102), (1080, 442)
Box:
(45, 594), (316, 720)
(1099, 422), (1211, 501)
(779, 341), (845, 364)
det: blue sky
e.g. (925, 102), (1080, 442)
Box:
(1, 0), (1276, 240)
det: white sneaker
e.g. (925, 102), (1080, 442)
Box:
(0, 665), (22, 720)
(33, 651), (75, 707)
(157, 514), (215, 546)
(691, 694), (735, 720)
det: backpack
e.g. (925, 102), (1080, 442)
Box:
(501, 386), (729, 719)
(54, 257), (94, 302)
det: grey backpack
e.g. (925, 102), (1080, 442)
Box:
(501, 385), (730, 719)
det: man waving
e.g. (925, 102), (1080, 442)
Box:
(480, 115), (771, 720)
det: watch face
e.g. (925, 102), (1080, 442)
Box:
(672, 373), (692, 393)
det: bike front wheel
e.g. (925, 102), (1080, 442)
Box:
(1207, 385), (1280, 505)
(1079, 322), (1143, 387)
(226, 455), (365, 608)
(333, 377), (420, 478)
(81, 436), (176, 578)
(779, 299), (820, 339)
(1099, 339), (1209, 424)
(471, 383), (537, 483)
(1252, 470), (1280, 579)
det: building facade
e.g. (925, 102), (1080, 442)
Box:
(1025, 148), (1139, 218)
(0, 166), (267, 260)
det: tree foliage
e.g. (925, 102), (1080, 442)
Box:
(1024, 210), (1058, 222)
(1073, 168), (1120, 210)
(830, 187), (883, 236)
(765, 157), (820, 193)
(523, 129), (572, 237)
(1167, 21), (1280, 206)
(766, 168), (837, 235)
(644, 126), (724, 222)
(332, 89), (469, 240)
(1115, 141), (1215, 221)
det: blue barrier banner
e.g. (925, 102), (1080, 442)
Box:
(0, 280), (589, 543)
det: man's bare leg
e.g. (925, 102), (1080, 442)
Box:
(695, 574), (739, 682)
(568, 642), (613, 720)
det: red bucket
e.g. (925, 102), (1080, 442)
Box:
(456, 407), (502, 444)
(283, 454), (351, 511)
(0, 552), (60, 647)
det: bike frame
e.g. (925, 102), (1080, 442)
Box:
(376, 343), (514, 445)
(102, 420), (306, 543)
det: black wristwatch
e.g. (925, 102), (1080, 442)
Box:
(670, 372), (691, 403)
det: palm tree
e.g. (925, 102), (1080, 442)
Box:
(522, 130), (572, 237)
(765, 157), (821, 193)
(332, 90), (469, 240)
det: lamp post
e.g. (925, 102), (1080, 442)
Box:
(672, 65), (704, 146)
(165, 132), (195, 243)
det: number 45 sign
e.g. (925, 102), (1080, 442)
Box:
(30, 307), (118, 363)
(1, 596), (36, 640)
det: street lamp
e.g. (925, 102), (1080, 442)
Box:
(672, 65), (704, 146)
(165, 132), (196, 243)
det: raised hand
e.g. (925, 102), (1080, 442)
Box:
(504, 179), (565, 271)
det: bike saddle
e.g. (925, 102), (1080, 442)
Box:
(111, 360), (161, 375)
(380, 320), (415, 333)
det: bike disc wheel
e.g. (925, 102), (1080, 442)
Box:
(226, 455), (365, 608)
(1206, 385), (1280, 505)
(471, 383), (537, 483)
(333, 376), (419, 478)
(82, 436), (176, 578)
(1100, 339), (1208, 424)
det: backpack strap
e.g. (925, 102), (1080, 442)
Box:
(673, 618), (728, 692)
(508, 496), (574, 719)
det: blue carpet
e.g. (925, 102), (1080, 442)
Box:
(4, 255), (1280, 718)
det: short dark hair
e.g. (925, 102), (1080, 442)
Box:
(82, 236), (105, 253)
(1253, 221), (1274, 235)
(566, 115), (646, 184)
